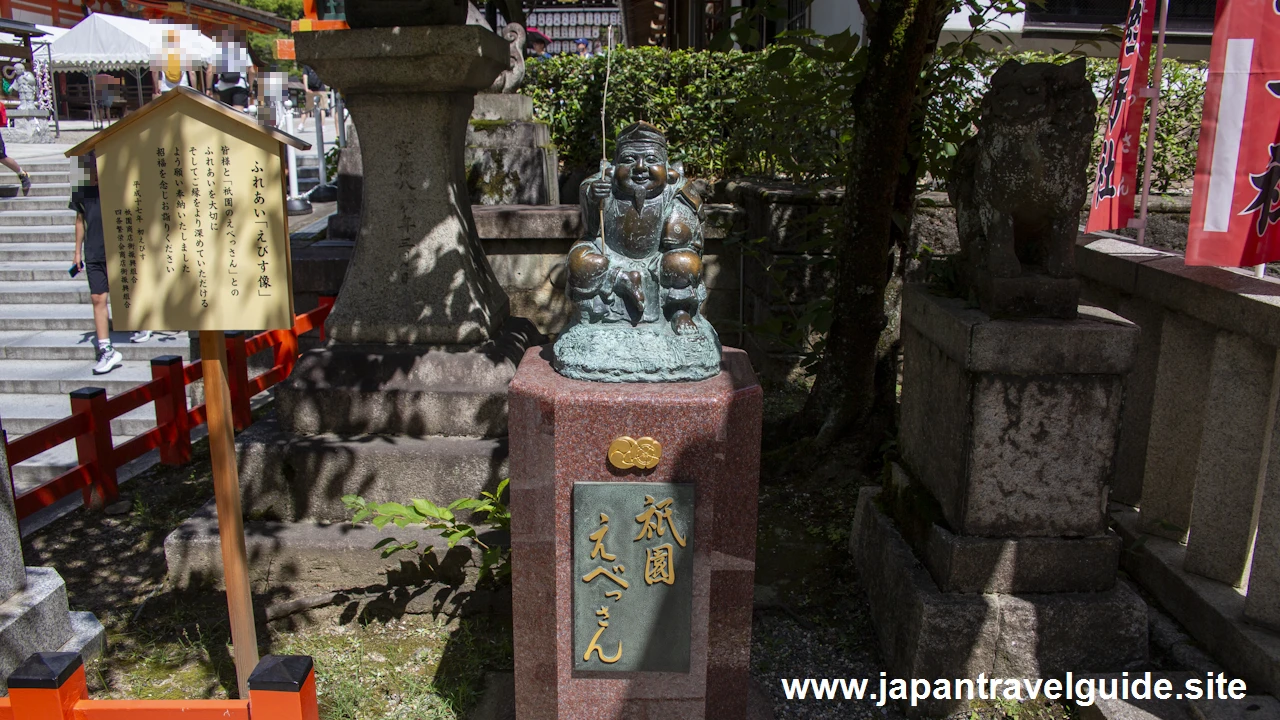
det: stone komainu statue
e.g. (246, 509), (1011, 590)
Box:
(948, 58), (1097, 319)
(553, 121), (721, 382)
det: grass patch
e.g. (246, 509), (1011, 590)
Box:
(20, 423), (513, 719)
(276, 615), (512, 720)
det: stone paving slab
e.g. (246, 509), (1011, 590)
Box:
(0, 226), (76, 242)
(0, 303), (94, 331)
(0, 262), (75, 281)
(0, 243), (75, 262)
(0, 330), (189, 360)
(0, 393), (158, 436)
(9, 435), (135, 491)
(0, 183), (73, 198)
(0, 211), (76, 226)
(0, 280), (91, 304)
(0, 358), (154, 394)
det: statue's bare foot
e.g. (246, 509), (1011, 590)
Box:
(670, 310), (697, 335)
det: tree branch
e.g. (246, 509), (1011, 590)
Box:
(858, 0), (877, 28)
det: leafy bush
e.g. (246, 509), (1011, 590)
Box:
(523, 45), (852, 183)
(522, 46), (1206, 192)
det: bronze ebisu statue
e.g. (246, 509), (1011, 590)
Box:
(553, 122), (722, 382)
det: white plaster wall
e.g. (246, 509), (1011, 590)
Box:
(808, 0), (864, 36)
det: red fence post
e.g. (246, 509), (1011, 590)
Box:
(151, 355), (192, 466)
(224, 331), (252, 431)
(317, 295), (336, 342)
(247, 656), (319, 720)
(69, 387), (117, 510)
(273, 328), (300, 382)
(7, 653), (88, 720)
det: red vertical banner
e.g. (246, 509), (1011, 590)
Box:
(1185, 0), (1280, 267)
(1086, 0), (1157, 233)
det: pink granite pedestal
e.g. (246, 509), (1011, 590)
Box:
(509, 347), (763, 720)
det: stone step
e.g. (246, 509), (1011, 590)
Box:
(0, 242), (74, 261)
(61, 611), (106, 667)
(0, 210), (77, 227)
(239, 415), (508, 524)
(0, 261), (74, 281)
(0, 304), (94, 331)
(13, 158), (71, 167)
(0, 330), (190, 360)
(0, 183), (72, 198)
(15, 161), (71, 172)
(165, 497), (494, 594)
(0, 358), (155, 394)
(0, 280), (91, 304)
(0, 392), (158, 436)
(0, 197), (72, 212)
(14, 171), (69, 185)
(20, 183), (71, 198)
(9, 433), (137, 491)
(0, 227), (76, 243)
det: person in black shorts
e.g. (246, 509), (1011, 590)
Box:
(0, 134), (32, 195)
(70, 152), (122, 375)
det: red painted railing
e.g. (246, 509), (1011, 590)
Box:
(0, 652), (318, 720)
(3, 297), (335, 520)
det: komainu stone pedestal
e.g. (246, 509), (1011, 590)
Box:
(508, 348), (762, 719)
(852, 285), (1148, 716)
(0, 417), (103, 687)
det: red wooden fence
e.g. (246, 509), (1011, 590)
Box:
(0, 652), (319, 720)
(3, 298), (335, 520)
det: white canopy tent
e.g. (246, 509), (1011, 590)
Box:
(47, 14), (215, 121)
(49, 14), (214, 72)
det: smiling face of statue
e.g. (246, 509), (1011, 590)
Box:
(613, 141), (669, 205)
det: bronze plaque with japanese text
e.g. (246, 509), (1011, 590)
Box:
(573, 481), (694, 673)
(84, 92), (294, 331)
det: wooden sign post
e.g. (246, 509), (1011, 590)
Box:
(66, 88), (310, 698)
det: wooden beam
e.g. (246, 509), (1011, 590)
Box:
(0, 43), (32, 60)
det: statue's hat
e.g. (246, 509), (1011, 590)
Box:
(616, 121), (667, 150)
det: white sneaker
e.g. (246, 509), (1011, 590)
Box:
(130, 330), (153, 343)
(93, 346), (123, 375)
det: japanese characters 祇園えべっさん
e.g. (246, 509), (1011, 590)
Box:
(574, 482), (694, 672)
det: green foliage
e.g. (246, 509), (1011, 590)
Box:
(1088, 56), (1205, 193)
(342, 479), (512, 585)
(231, 0), (303, 20)
(521, 31), (1206, 195)
(523, 44), (856, 182)
(325, 143), (340, 183)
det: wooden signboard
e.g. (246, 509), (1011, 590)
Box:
(66, 87), (308, 331)
(65, 89), (309, 700)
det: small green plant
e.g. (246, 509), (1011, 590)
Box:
(342, 480), (512, 584)
(324, 144), (340, 183)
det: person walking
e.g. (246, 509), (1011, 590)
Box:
(0, 135), (32, 196)
(207, 28), (255, 110)
(69, 153), (122, 374)
(0, 101), (31, 195)
(151, 28), (195, 99)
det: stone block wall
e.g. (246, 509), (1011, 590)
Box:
(289, 204), (745, 345)
(1076, 234), (1280, 697)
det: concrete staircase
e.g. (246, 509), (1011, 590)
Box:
(0, 159), (191, 497)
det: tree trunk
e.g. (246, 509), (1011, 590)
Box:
(801, 0), (950, 446)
